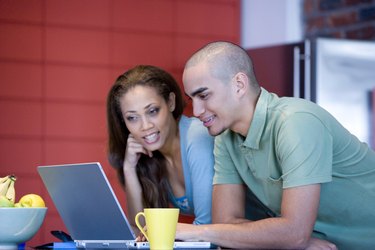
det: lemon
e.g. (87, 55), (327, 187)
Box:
(18, 194), (46, 207)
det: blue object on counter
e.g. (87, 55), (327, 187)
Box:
(53, 242), (76, 248)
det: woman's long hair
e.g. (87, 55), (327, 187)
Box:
(106, 65), (186, 208)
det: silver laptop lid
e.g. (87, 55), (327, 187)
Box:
(38, 162), (136, 241)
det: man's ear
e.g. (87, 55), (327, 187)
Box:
(233, 72), (248, 96)
(168, 92), (176, 112)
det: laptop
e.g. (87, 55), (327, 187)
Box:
(38, 162), (212, 249)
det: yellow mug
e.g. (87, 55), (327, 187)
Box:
(135, 208), (179, 250)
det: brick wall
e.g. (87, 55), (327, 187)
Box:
(0, 0), (240, 246)
(304, 0), (375, 40)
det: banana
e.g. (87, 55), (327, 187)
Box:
(6, 178), (16, 202)
(0, 175), (16, 201)
(0, 178), (11, 196)
(0, 175), (10, 184)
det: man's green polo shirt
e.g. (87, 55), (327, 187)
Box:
(213, 88), (375, 248)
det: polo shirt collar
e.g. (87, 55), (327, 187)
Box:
(241, 87), (269, 150)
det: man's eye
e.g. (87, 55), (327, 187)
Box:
(199, 93), (209, 100)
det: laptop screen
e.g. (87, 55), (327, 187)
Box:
(38, 162), (136, 241)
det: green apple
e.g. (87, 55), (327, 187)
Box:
(14, 202), (22, 207)
(0, 195), (14, 207)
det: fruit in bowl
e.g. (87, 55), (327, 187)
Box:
(0, 175), (47, 249)
(15, 193), (46, 208)
(0, 175), (16, 206)
(0, 195), (14, 207)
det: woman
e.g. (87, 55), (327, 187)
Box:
(106, 65), (214, 232)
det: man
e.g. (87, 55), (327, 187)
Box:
(176, 41), (375, 249)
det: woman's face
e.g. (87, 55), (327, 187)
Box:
(120, 85), (176, 152)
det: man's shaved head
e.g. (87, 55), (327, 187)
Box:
(184, 41), (259, 89)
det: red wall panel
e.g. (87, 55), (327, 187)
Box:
(0, 62), (43, 99)
(112, 32), (174, 69)
(0, 100), (43, 136)
(176, 1), (239, 37)
(13, 176), (45, 202)
(44, 140), (108, 166)
(0, 0), (240, 246)
(246, 43), (297, 97)
(45, 103), (106, 139)
(112, 0), (174, 32)
(0, 24), (43, 61)
(0, 138), (43, 175)
(46, 28), (110, 65)
(45, 65), (110, 102)
(0, 0), (43, 23)
(45, 0), (111, 28)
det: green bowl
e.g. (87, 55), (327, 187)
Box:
(0, 207), (47, 249)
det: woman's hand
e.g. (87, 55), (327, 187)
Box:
(122, 134), (151, 231)
(123, 134), (152, 172)
(135, 225), (148, 242)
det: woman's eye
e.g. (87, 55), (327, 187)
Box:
(148, 107), (160, 115)
(126, 116), (137, 122)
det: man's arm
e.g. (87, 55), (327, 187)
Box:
(212, 184), (247, 224)
(211, 183), (320, 248)
(177, 183), (336, 249)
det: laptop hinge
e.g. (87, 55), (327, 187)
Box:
(75, 240), (149, 249)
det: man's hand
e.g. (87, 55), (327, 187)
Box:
(175, 223), (200, 242)
(305, 238), (337, 250)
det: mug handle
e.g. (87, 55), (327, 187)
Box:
(135, 212), (149, 241)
